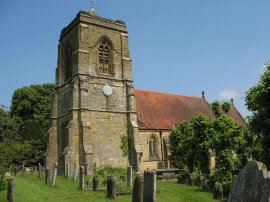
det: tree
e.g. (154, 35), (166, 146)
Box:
(10, 83), (54, 165)
(169, 113), (249, 189)
(246, 64), (270, 166)
(0, 106), (21, 142)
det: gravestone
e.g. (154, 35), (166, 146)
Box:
(127, 166), (132, 185)
(65, 162), (69, 178)
(73, 163), (77, 182)
(45, 169), (50, 185)
(38, 163), (42, 179)
(107, 176), (116, 199)
(93, 175), (99, 191)
(213, 182), (223, 199)
(7, 177), (14, 202)
(79, 166), (85, 190)
(132, 175), (143, 202)
(202, 180), (209, 191)
(51, 162), (58, 187)
(143, 170), (157, 202)
(84, 164), (88, 176)
(229, 161), (270, 202)
(189, 175), (194, 186)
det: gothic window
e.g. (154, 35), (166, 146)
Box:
(64, 41), (72, 80)
(149, 135), (158, 159)
(98, 39), (113, 74)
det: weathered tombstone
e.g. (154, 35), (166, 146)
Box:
(198, 175), (204, 187)
(143, 170), (157, 202)
(79, 166), (85, 190)
(189, 175), (194, 186)
(107, 176), (116, 199)
(84, 164), (88, 176)
(45, 169), (50, 185)
(7, 177), (14, 202)
(51, 162), (58, 187)
(22, 163), (25, 175)
(65, 162), (69, 178)
(38, 163), (42, 179)
(132, 175), (143, 202)
(73, 163), (77, 182)
(202, 180), (209, 191)
(213, 182), (223, 199)
(229, 161), (270, 202)
(93, 175), (99, 191)
(127, 165), (132, 185)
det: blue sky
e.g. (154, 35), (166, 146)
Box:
(1, 0), (270, 118)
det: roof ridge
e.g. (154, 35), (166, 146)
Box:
(134, 89), (202, 99)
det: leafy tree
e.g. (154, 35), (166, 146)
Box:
(10, 83), (54, 165)
(0, 106), (21, 142)
(10, 83), (54, 130)
(246, 64), (270, 166)
(169, 113), (250, 188)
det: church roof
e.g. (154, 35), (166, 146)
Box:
(134, 89), (246, 130)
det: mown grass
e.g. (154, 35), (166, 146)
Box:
(0, 173), (225, 202)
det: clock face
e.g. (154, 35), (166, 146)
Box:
(102, 85), (112, 96)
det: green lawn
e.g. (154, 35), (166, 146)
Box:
(0, 174), (225, 202)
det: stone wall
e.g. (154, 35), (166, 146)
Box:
(138, 130), (171, 170)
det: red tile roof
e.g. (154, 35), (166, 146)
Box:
(134, 89), (246, 130)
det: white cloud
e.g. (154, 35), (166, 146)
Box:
(219, 89), (239, 100)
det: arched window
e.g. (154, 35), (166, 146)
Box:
(64, 41), (72, 80)
(149, 135), (158, 159)
(98, 39), (113, 74)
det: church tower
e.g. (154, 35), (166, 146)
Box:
(46, 8), (142, 174)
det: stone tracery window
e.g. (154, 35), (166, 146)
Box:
(98, 39), (113, 74)
(149, 135), (158, 159)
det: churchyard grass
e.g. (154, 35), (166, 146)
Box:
(0, 173), (224, 202)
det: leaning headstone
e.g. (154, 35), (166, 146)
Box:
(132, 175), (143, 202)
(93, 175), (99, 191)
(45, 169), (50, 185)
(38, 163), (42, 179)
(127, 166), (133, 185)
(7, 177), (14, 202)
(107, 176), (116, 199)
(229, 161), (270, 202)
(73, 163), (78, 182)
(213, 182), (223, 199)
(79, 166), (85, 190)
(51, 162), (58, 187)
(143, 170), (157, 202)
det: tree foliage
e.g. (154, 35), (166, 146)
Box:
(246, 64), (270, 166)
(169, 112), (250, 188)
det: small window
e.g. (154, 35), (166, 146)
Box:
(149, 135), (158, 159)
(98, 39), (113, 74)
(64, 41), (72, 80)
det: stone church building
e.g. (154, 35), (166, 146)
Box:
(46, 9), (245, 174)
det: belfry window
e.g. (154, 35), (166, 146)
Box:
(149, 135), (158, 159)
(98, 40), (112, 74)
(64, 42), (72, 80)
